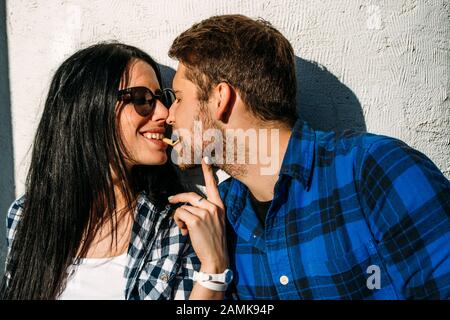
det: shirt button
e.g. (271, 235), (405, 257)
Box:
(159, 273), (169, 282)
(280, 275), (289, 285)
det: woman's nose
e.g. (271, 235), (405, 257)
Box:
(151, 101), (169, 122)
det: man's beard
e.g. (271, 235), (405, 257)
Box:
(175, 104), (247, 178)
(174, 104), (211, 171)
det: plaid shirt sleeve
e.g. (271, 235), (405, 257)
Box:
(359, 138), (450, 299)
(4, 196), (25, 278)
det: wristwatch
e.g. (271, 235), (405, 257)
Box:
(193, 269), (234, 292)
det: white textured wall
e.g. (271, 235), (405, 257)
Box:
(1, 1), (449, 267)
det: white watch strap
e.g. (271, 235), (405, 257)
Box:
(196, 279), (228, 292)
(193, 269), (233, 292)
(193, 270), (227, 283)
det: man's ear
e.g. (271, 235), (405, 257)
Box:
(214, 82), (235, 123)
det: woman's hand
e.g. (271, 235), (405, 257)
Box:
(168, 157), (228, 273)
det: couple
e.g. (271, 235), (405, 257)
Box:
(2, 15), (450, 300)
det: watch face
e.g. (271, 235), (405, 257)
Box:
(224, 269), (233, 283)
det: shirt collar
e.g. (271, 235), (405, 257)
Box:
(223, 119), (316, 223)
(131, 192), (171, 252)
(279, 119), (316, 190)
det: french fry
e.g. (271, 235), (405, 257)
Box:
(162, 137), (180, 147)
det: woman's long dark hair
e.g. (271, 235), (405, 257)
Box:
(1, 42), (183, 299)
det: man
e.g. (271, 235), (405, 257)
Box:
(166, 14), (450, 299)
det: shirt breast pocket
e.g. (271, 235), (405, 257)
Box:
(138, 254), (181, 299)
(302, 240), (398, 299)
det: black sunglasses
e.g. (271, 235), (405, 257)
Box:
(117, 86), (176, 117)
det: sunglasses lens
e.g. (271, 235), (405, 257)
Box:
(119, 87), (172, 116)
(162, 89), (176, 107)
(134, 103), (153, 117)
(130, 87), (154, 117)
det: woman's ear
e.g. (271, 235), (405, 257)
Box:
(214, 82), (235, 123)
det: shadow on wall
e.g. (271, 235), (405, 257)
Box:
(0, 1), (15, 276)
(159, 64), (176, 90)
(296, 56), (366, 132)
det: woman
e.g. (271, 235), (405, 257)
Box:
(1, 43), (228, 300)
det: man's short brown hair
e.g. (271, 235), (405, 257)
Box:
(169, 14), (297, 127)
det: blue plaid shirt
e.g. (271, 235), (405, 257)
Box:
(220, 120), (450, 300)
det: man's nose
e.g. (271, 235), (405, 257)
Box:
(166, 106), (175, 125)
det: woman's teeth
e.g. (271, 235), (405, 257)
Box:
(143, 132), (164, 140)
(141, 132), (180, 146)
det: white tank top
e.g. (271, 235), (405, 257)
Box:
(58, 252), (128, 300)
